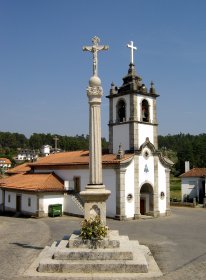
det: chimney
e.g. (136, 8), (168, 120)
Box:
(185, 161), (190, 172)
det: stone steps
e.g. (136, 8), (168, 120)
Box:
(54, 248), (133, 260)
(37, 231), (149, 274)
(25, 230), (162, 279)
(38, 258), (148, 273)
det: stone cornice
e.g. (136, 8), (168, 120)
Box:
(108, 120), (158, 126)
(106, 91), (159, 99)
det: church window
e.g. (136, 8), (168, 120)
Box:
(143, 150), (149, 159)
(127, 193), (133, 202)
(116, 99), (126, 123)
(28, 197), (31, 207)
(141, 99), (149, 122)
(160, 192), (165, 199)
(8, 194), (10, 203)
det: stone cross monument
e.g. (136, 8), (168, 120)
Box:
(80, 36), (110, 225)
(53, 135), (59, 152)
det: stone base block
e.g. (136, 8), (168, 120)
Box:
(25, 230), (162, 279)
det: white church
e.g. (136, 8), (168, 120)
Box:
(0, 41), (173, 219)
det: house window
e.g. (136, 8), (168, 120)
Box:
(28, 197), (31, 207)
(141, 99), (149, 122)
(116, 99), (126, 122)
(74, 177), (81, 193)
(8, 194), (10, 203)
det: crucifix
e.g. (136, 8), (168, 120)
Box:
(127, 41), (137, 64)
(53, 136), (59, 151)
(83, 36), (109, 76)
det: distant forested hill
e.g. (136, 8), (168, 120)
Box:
(158, 133), (206, 175)
(0, 132), (107, 156)
(0, 131), (205, 175)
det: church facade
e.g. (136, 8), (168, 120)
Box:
(0, 43), (173, 219)
(106, 59), (173, 218)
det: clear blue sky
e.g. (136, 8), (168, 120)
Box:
(0, 0), (206, 139)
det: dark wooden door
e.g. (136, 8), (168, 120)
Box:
(16, 195), (21, 212)
(74, 177), (80, 193)
(140, 198), (145, 214)
(199, 181), (205, 204)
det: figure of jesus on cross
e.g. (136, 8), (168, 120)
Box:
(83, 36), (109, 77)
(127, 41), (137, 64)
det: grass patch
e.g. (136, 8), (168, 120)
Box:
(170, 176), (181, 201)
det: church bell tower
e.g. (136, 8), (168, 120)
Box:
(107, 41), (159, 154)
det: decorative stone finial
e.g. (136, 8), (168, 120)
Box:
(150, 81), (156, 94)
(89, 75), (101, 87)
(110, 82), (116, 95)
(141, 83), (147, 93)
(116, 144), (125, 159)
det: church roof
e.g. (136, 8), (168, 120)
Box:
(0, 173), (64, 192)
(29, 150), (134, 168)
(180, 168), (206, 178)
(107, 63), (159, 98)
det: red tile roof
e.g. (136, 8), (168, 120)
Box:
(29, 150), (134, 167)
(6, 163), (31, 174)
(0, 158), (11, 164)
(0, 173), (64, 192)
(180, 168), (206, 178)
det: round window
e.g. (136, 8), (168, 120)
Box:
(160, 191), (165, 200)
(127, 193), (133, 201)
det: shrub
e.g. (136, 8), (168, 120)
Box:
(80, 216), (108, 241)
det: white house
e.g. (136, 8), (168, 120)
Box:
(41, 145), (52, 157)
(0, 49), (173, 219)
(0, 158), (11, 169)
(0, 172), (64, 216)
(16, 149), (38, 161)
(180, 168), (206, 204)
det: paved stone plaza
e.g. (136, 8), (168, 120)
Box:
(0, 207), (206, 279)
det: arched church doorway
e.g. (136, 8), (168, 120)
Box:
(140, 183), (153, 215)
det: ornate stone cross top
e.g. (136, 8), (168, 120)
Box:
(83, 36), (109, 77)
(127, 41), (137, 64)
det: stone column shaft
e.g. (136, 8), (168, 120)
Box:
(134, 155), (141, 219)
(116, 168), (126, 220)
(153, 156), (160, 217)
(153, 99), (158, 149)
(89, 102), (102, 184)
(165, 169), (171, 215)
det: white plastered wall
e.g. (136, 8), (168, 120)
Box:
(5, 191), (16, 211)
(181, 178), (198, 200)
(138, 152), (154, 186)
(42, 195), (64, 214)
(64, 194), (83, 216)
(124, 159), (135, 218)
(158, 161), (167, 213)
(34, 167), (116, 217)
(0, 189), (2, 204)
(138, 124), (154, 147)
(102, 168), (116, 217)
(113, 124), (130, 153)
(21, 193), (37, 214)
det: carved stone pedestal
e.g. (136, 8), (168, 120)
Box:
(80, 185), (111, 225)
